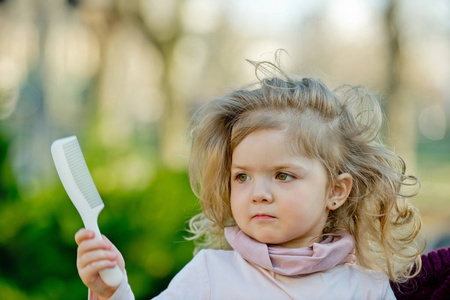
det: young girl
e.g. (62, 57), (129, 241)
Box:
(75, 58), (424, 299)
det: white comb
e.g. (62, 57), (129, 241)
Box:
(51, 136), (123, 287)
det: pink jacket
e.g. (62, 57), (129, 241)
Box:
(90, 228), (395, 299)
(94, 249), (395, 299)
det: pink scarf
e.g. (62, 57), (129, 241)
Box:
(224, 226), (356, 276)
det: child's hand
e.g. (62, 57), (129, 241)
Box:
(75, 229), (125, 299)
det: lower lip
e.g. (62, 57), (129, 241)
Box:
(253, 215), (275, 221)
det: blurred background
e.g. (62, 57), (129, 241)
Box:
(0, 0), (449, 299)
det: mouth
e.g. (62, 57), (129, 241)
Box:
(252, 214), (276, 221)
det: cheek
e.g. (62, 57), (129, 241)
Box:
(230, 183), (245, 203)
(230, 202), (244, 226)
(230, 187), (248, 221)
(229, 189), (239, 215)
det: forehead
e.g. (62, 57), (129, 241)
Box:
(231, 129), (327, 179)
(230, 108), (341, 163)
(232, 128), (309, 163)
(232, 128), (287, 154)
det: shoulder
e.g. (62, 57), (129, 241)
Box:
(154, 249), (239, 300)
(190, 249), (247, 275)
(174, 249), (235, 274)
(335, 263), (388, 278)
(169, 249), (240, 275)
(196, 249), (240, 262)
(327, 263), (389, 284)
(322, 264), (395, 299)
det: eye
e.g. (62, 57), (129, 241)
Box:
(276, 172), (293, 181)
(235, 173), (250, 182)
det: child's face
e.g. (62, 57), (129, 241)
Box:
(230, 128), (332, 248)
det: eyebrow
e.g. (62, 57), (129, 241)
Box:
(230, 163), (309, 171)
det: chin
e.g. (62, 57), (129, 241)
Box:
(251, 232), (280, 245)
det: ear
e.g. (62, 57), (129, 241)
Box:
(327, 173), (353, 210)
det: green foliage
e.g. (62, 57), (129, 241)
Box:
(0, 132), (200, 299)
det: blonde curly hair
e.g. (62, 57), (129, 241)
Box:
(187, 58), (424, 283)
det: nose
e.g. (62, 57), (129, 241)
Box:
(252, 181), (273, 203)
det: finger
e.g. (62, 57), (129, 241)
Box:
(100, 235), (120, 253)
(101, 235), (114, 248)
(77, 238), (112, 259)
(75, 229), (95, 245)
(77, 248), (117, 270)
(101, 235), (125, 270)
(79, 259), (118, 285)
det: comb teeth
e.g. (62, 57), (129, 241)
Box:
(63, 139), (103, 209)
